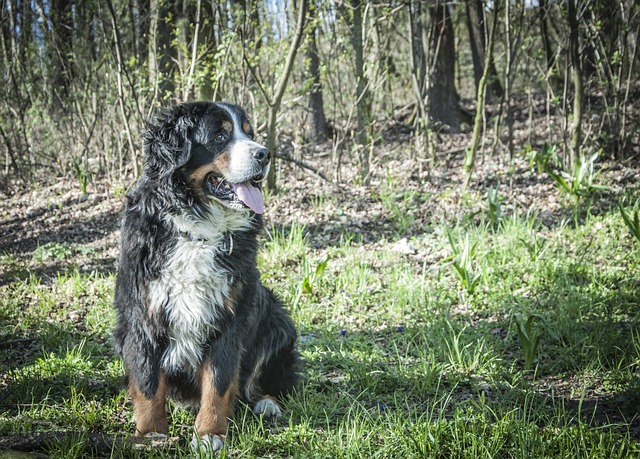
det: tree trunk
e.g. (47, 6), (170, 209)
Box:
(465, 0), (502, 100)
(409, 0), (428, 117)
(466, 0), (484, 92)
(75, 1), (96, 62)
(184, 0), (202, 101)
(19, 0), (33, 64)
(409, 0), (431, 157)
(265, 0), (308, 191)
(349, 0), (372, 184)
(175, 0), (193, 100)
(106, 0), (140, 178)
(50, 0), (74, 111)
(305, 0), (328, 143)
(503, 0), (515, 162)
(538, 0), (556, 88)
(567, 0), (583, 172)
(428, 2), (461, 132)
(464, 1), (499, 187)
(234, 0), (262, 106)
(197, 3), (218, 101)
(149, 0), (174, 102)
(5, 0), (20, 67)
(136, 0), (150, 64)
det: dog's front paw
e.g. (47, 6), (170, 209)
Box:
(253, 397), (282, 419)
(191, 433), (225, 453)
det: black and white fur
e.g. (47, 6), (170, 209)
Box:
(113, 102), (298, 451)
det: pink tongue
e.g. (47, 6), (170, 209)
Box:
(232, 182), (265, 214)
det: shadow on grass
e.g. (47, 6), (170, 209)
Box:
(297, 321), (640, 440)
(0, 192), (121, 286)
(0, 318), (122, 413)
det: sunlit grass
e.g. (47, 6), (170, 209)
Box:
(1, 188), (639, 457)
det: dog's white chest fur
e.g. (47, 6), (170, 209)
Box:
(147, 207), (252, 375)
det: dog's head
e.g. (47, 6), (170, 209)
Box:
(143, 102), (269, 214)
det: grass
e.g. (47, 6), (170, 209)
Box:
(1, 179), (640, 458)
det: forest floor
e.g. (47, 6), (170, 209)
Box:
(1, 121), (640, 457)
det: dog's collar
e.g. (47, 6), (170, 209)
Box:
(179, 230), (234, 255)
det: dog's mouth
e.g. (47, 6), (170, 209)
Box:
(206, 173), (266, 214)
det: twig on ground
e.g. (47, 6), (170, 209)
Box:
(275, 153), (331, 182)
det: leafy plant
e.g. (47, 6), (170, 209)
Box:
(619, 201), (640, 245)
(33, 242), (73, 263)
(72, 158), (91, 195)
(379, 173), (416, 235)
(45, 430), (88, 459)
(292, 256), (329, 309)
(487, 184), (502, 226)
(301, 257), (329, 295)
(551, 151), (604, 197)
(529, 143), (558, 174)
(446, 228), (481, 294)
(520, 235), (547, 262)
(513, 313), (558, 373)
(530, 145), (607, 198)
(513, 314), (542, 372)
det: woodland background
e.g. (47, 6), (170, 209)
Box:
(1, 0), (639, 190)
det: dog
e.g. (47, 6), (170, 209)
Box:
(113, 101), (298, 452)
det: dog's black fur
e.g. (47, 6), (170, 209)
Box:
(113, 102), (298, 446)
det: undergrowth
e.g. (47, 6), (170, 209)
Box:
(1, 175), (639, 458)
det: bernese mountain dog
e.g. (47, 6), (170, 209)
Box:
(113, 101), (298, 452)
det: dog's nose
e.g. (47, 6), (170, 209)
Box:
(253, 147), (271, 166)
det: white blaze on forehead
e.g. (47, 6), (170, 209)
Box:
(219, 104), (251, 140)
(218, 104), (268, 181)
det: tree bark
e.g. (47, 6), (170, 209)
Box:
(305, 0), (328, 143)
(409, 0), (428, 118)
(538, 0), (556, 87)
(465, 0), (502, 100)
(184, 0), (202, 101)
(409, 0), (432, 157)
(567, 0), (583, 172)
(428, 2), (461, 132)
(197, 3), (218, 101)
(239, 0), (261, 53)
(349, 0), (372, 184)
(50, 0), (74, 111)
(464, 1), (499, 188)
(135, 0), (150, 63)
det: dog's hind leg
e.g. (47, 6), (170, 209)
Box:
(244, 296), (299, 416)
(250, 343), (298, 421)
(129, 371), (169, 437)
(253, 395), (283, 419)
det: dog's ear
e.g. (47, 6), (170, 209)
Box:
(176, 136), (194, 169)
(143, 105), (197, 175)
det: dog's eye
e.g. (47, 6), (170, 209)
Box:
(215, 133), (227, 142)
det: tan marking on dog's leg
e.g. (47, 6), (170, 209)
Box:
(129, 372), (169, 437)
(195, 361), (238, 438)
